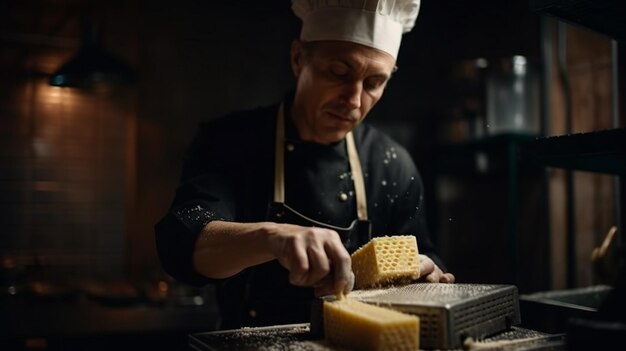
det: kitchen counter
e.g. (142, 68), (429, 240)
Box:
(189, 323), (566, 351)
(0, 293), (220, 350)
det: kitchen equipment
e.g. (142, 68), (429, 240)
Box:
(189, 324), (562, 351)
(190, 283), (522, 350)
(347, 283), (520, 349)
(486, 55), (541, 136)
(520, 284), (616, 333)
(446, 57), (489, 142)
(310, 283), (521, 349)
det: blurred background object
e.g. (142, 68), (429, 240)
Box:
(486, 55), (541, 136)
(48, 20), (136, 89)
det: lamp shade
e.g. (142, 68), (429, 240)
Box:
(49, 23), (136, 89)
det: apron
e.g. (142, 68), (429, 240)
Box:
(234, 103), (372, 327)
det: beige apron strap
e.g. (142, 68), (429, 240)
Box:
(274, 103), (285, 203)
(273, 103), (368, 220)
(346, 132), (368, 220)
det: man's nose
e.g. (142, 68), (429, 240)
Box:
(341, 82), (362, 110)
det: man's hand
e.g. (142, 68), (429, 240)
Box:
(266, 223), (354, 297)
(419, 254), (455, 283)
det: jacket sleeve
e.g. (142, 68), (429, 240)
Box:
(154, 120), (240, 287)
(154, 206), (216, 287)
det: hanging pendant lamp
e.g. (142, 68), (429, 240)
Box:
(49, 22), (136, 89)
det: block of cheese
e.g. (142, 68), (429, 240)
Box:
(352, 235), (420, 289)
(324, 296), (420, 351)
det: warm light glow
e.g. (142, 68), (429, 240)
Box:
(38, 83), (77, 106)
(157, 281), (169, 292)
(33, 181), (64, 192)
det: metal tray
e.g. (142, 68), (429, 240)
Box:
(519, 284), (613, 333)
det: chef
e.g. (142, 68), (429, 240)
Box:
(155, 0), (455, 329)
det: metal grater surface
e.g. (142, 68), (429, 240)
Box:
(348, 283), (521, 349)
(189, 325), (563, 351)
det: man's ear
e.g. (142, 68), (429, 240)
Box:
(290, 40), (304, 78)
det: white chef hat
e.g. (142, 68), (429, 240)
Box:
(292, 0), (421, 59)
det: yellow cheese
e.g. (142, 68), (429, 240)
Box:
(324, 296), (420, 351)
(352, 235), (420, 289)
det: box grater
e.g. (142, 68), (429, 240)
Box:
(342, 283), (521, 349)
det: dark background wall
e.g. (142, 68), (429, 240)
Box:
(0, 0), (581, 296)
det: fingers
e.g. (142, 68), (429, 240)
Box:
(292, 246), (331, 287)
(425, 270), (454, 283)
(285, 238), (309, 286)
(313, 276), (334, 297)
(276, 226), (454, 294)
(345, 271), (355, 293)
(419, 254), (455, 284)
(324, 238), (353, 294)
(308, 231), (352, 297)
(276, 226), (350, 294)
(313, 270), (354, 298)
(308, 246), (332, 284)
(441, 273), (455, 283)
(419, 254), (435, 278)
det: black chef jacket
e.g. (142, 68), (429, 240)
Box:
(155, 98), (444, 329)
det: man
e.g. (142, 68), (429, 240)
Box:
(155, 0), (454, 329)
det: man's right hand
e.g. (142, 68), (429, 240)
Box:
(193, 220), (354, 297)
(265, 223), (354, 297)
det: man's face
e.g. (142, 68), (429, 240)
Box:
(290, 40), (396, 144)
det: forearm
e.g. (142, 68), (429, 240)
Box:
(192, 220), (276, 279)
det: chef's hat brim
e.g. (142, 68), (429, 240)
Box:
(292, 0), (421, 59)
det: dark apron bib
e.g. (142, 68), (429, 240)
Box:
(227, 103), (371, 328)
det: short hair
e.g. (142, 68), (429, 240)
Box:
(300, 40), (319, 61)
(298, 40), (398, 73)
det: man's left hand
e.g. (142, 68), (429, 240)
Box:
(419, 254), (455, 283)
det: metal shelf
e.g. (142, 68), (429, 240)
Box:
(530, 0), (626, 41)
(435, 133), (542, 177)
(520, 128), (626, 175)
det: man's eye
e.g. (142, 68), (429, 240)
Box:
(330, 65), (349, 78)
(364, 79), (385, 90)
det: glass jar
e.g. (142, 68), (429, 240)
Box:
(486, 55), (540, 135)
